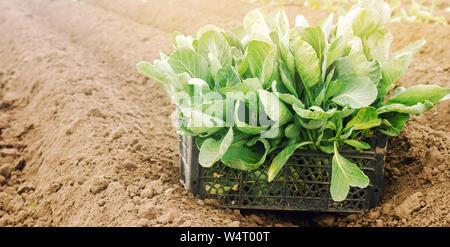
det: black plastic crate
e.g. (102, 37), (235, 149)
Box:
(178, 134), (388, 213)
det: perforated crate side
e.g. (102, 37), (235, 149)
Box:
(178, 135), (199, 195)
(178, 134), (387, 213)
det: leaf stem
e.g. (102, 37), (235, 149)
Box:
(303, 84), (314, 108)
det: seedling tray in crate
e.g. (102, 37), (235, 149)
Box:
(178, 134), (388, 213)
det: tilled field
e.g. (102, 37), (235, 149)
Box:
(0, 0), (448, 227)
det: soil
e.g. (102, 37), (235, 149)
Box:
(0, 0), (448, 227)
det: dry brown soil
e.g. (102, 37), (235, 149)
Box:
(0, 0), (448, 227)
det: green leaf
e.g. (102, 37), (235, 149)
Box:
(386, 84), (450, 106)
(242, 78), (264, 92)
(295, 14), (309, 28)
(221, 31), (244, 52)
(261, 48), (280, 89)
(172, 32), (194, 50)
(272, 31), (296, 79)
(231, 46), (244, 63)
(378, 101), (434, 116)
(299, 118), (326, 130)
(234, 100), (269, 135)
(391, 86), (406, 98)
(397, 39), (427, 56)
(330, 142), (370, 201)
(258, 90), (293, 126)
(199, 128), (234, 167)
(319, 144), (334, 154)
(326, 36), (350, 68)
(195, 24), (225, 39)
(268, 141), (313, 182)
(260, 123), (285, 139)
(293, 38), (321, 87)
(197, 30), (232, 79)
(314, 67), (335, 106)
(279, 60), (298, 97)
(441, 94), (450, 102)
(352, 8), (381, 38)
(302, 26), (326, 61)
(366, 60), (382, 85)
(207, 54), (222, 81)
(365, 28), (392, 63)
(243, 8), (272, 45)
(345, 107), (381, 130)
(168, 47), (211, 83)
(222, 137), (271, 171)
(325, 79), (344, 100)
(333, 57), (356, 82)
(184, 78), (213, 105)
(182, 109), (225, 136)
(293, 105), (337, 120)
(246, 40), (273, 78)
(360, 0), (391, 25)
(271, 81), (304, 108)
(331, 76), (377, 108)
(219, 78), (262, 100)
(136, 61), (173, 85)
(320, 13), (335, 40)
(378, 112), (410, 136)
(381, 40), (425, 90)
(230, 25), (246, 41)
(215, 64), (241, 89)
(339, 126), (354, 140)
(348, 37), (382, 85)
(137, 52), (185, 96)
(381, 53), (412, 90)
(343, 140), (371, 150)
(221, 146), (260, 170)
(285, 117), (301, 139)
(238, 52), (249, 76)
(268, 9), (290, 37)
(198, 100), (227, 119)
